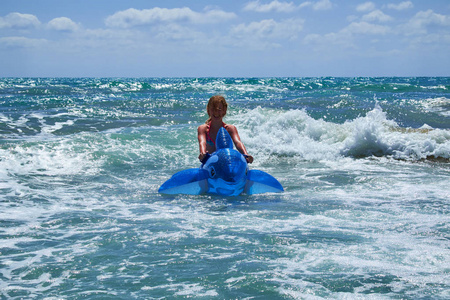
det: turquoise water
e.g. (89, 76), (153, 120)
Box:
(1, 78), (449, 299)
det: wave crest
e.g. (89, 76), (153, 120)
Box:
(233, 105), (450, 162)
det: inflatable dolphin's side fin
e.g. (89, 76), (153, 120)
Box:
(158, 168), (209, 195)
(216, 127), (233, 149)
(244, 170), (284, 195)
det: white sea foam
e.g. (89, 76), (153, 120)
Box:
(190, 79), (288, 94)
(231, 105), (450, 162)
(421, 97), (450, 117)
(0, 140), (99, 178)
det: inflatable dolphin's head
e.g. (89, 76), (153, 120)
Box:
(215, 126), (233, 149)
(203, 148), (248, 182)
(202, 127), (248, 195)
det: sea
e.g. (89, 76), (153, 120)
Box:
(0, 77), (449, 299)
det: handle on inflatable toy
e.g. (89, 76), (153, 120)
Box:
(200, 153), (211, 165)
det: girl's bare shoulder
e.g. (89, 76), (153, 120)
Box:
(224, 124), (237, 132)
(198, 124), (208, 133)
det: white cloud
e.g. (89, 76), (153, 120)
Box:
(311, 0), (333, 11)
(243, 0), (297, 13)
(304, 20), (390, 49)
(48, 17), (79, 32)
(228, 18), (304, 50)
(154, 23), (206, 41)
(356, 2), (376, 12)
(0, 12), (41, 29)
(408, 33), (450, 47)
(386, 1), (413, 11)
(243, 0), (333, 13)
(344, 21), (390, 35)
(231, 18), (304, 40)
(0, 36), (47, 48)
(403, 9), (450, 35)
(303, 32), (342, 46)
(361, 10), (393, 23)
(105, 7), (236, 28)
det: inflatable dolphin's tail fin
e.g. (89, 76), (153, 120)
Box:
(216, 127), (233, 149)
(159, 168), (208, 195)
(244, 170), (284, 195)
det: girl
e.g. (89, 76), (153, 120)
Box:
(198, 95), (253, 164)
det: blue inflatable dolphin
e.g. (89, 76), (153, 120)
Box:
(158, 127), (283, 196)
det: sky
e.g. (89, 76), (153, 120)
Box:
(1, 0), (449, 77)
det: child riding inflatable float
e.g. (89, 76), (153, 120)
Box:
(158, 127), (283, 196)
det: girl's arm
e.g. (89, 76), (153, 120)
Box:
(226, 125), (253, 163)
(197, 125), (208, 161)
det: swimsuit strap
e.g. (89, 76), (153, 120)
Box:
(206, 121), (226, 146)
